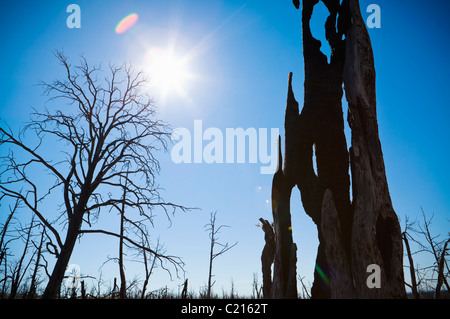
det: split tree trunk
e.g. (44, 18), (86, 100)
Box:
(280, 0), (406, 298)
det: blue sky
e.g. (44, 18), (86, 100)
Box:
(1, 0), (449, 296)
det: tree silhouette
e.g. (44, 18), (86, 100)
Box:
(402, 210), (450, 298)
(271, 0), (406, 298)
(204, 211), (237, 298)
(0, 51), (189, 299)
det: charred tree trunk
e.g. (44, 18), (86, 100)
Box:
(402, 232), (420, 299)
(282, 0), (406, 298)
(341, 0), (405, 298)
(118, 175), (128, 299)
(285, 0), (351, 298)
(259, 218), (275, 299)
(42, 210), (84, 299)
(435, 238), (450, 299)
(118, 201), (127, 299)
(181, 279), (188, 299)
(10, 218), (35, 299)
(28, 228), (45, 299)
(270, 137), (297, 299)
(80, 280), (86, 299)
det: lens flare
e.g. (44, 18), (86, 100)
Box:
(115, 13), (139, 34)
(315, 264), (330, 286)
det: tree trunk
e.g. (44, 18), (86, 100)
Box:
(10, 218), (34, 299)
(80, 280), (86, 299)
(119, 183), (127, 299)
(207, 225), (214, 299)
(181, 279), (188, 299)
(259, 218), (275, 298)
(285, 0), (351, 298)
(42, 212), (83, 299)
(282, 0), (406, 298)
(435, 238), (450, 299)
(342, 0), (405, 298)
(28, 230), (45, 299)
(270, 136), (297, 299)
(321, 190), (355, 298)
(118, 208), (126, 299)
(402, 232), (420, 299)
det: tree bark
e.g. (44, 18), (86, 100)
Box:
(321, 189), (355, 298)
(342, 0), (405, 298)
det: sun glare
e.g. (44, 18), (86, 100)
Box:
(144, 48), (192, 103)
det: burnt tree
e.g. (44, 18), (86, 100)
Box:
(259, 218), (274, 299)
(275, 0), (406, 298)
(205, 211), (237, 299)
(0, 52), (189, 299)
(260, 136), (297, 299)
(271, 137), (298, 299)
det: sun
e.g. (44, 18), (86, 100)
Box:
(144, 47), (192, 103)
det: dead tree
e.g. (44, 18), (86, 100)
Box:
(258, 135), (298, 299)
(269, 137), (298, 299)
(181, 278), (188, 299)
(402, 228), (420, 298)
(9, 216), (38, 299)
(435, 237), (450, 299)
(259, 218), (275, 298)
(27, 224), (45, 298)
(118, 181), (127, 299)
(80, 280), (86, 299)
(401, 211), (449, 298)
(279, 0), (406, 298)
(414, 210), (449, 297)
(402, 216), (422, 299)
(417, 212), (450, 296)
(205, 211), (237, 298)
(0, 51), (189, 298)
(0, 199), (19, 271)
(252, 273), (262, 298)
(139, 238), (160, 299)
